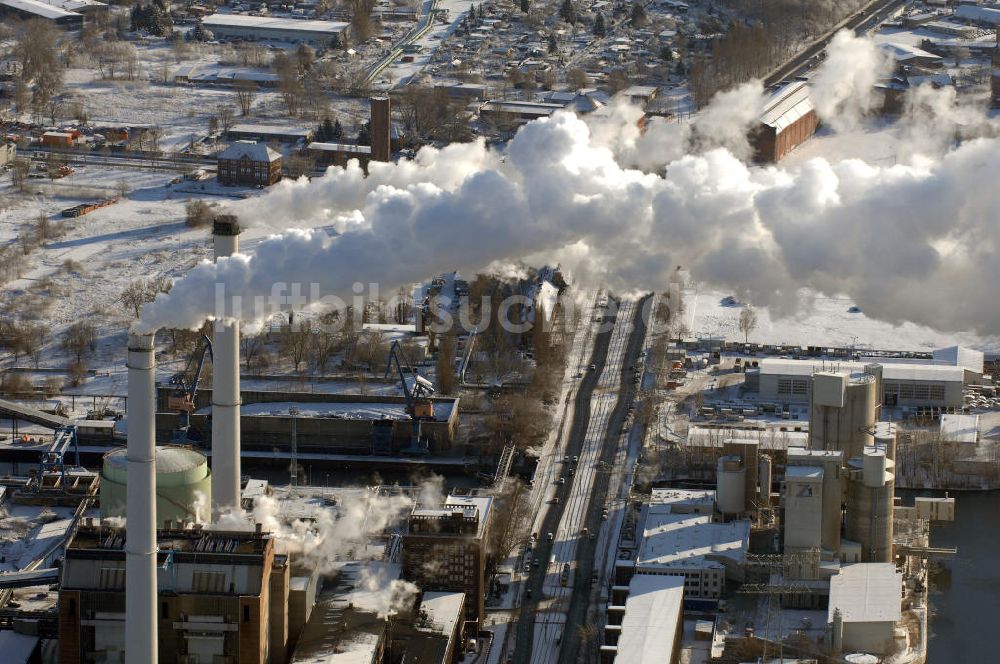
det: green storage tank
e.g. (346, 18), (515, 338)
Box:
(100, 445), (212, 526)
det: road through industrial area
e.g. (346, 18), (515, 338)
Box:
(509, 295), (650, 663)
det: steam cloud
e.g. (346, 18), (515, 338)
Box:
(214, 487), (415, 573)
(138, 31), (1000, 337)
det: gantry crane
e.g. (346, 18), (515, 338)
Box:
(384, 340), (435, 454)
(167, 334), (213, 444)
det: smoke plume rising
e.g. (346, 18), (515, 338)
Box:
(136, 32), (1000, 338)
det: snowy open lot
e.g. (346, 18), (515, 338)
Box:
(684, 285), (1000, 353)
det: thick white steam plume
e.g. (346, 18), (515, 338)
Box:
(137, 32), (1000, 337)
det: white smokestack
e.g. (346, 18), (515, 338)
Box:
(211, 216), (242, 517)
(125, 332), (157, 664)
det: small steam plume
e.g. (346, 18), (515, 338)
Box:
(135, 32), (1000, 338)
(353, 564), (420, 619)
(810, 30), (891, 131)
(213, 486), (415, 574)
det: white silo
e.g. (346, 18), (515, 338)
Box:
(846, 446), (895, 563)
(716, 456), (746, 517)
(809, 371), (878, 460)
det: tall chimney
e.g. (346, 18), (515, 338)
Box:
(212, 216), (242, 517)
(126, 332), (157, 664)
(370, 96), (391, 163)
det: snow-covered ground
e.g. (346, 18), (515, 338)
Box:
(684, 285), (1000, 353)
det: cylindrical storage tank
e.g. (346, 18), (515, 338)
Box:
(102, 445), (212, 526)
(758, 454), (772, 506)
(862, 448), (888, 488)
(716, 456), (746, 516)
(845, 456), (894, 563)
(810, 373), (877, 460)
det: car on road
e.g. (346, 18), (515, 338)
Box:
(589, 363), (596, 370)
(547, 532), (554, 541)
(572, 455), (578, 463)
(581, 527), (589, 536)
(550, 496), (560, 504)
(589, 532), (596, 540)
(558, 477), (566, 484)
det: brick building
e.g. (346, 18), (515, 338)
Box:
(217, 140), (282, 187)
(752, 81), (819, 163)
(401, 495), (493, 632)
(58, 524), (289, 663)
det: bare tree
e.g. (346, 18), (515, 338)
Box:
(241, 332), (265, 370)
(234, 80), (257, 116)
(281, 320), (313, 373)
(119, 277), (172, 319)
(10, 159), (30, 192)
(61, 320), (96, 362)
(738, 306), (758, 344)
(217, 104), (236, 134)
(355, 329), (388, 372)
(311, 328), (340, 373)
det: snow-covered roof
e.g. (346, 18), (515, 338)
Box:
(196, 399), (454, 422)
(217, 140), (281, 163)
(637, 513), (749, 570)
(616, 574), (684, 663)
(43, 0), (103, 10)
(686, 424), (809, 451)
(828, 563), (902, 624)
(954, 4), (1000, 25)
(444, 494), (493, 536)
(786, 465), (823, 480)
(932, 345), (984, 374)
(202, 13), (349, 34)
(230, 124), (313, 139)
(760, 81), (814, 132)
(419, 591), (464, 637)
(308, 142), (371, 154)
(878, 41), (942, 62)
(0, 0), (78, 19)
(939, 413), (978, 444)
(758, 358), (964, 383)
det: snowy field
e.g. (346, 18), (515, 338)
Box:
(685, 285), (1000, 353)
(0, 165), (290, 374)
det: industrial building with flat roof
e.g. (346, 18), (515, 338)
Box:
(616, 490), (749, 599)
(828, 563), (903, 655)
(748, 357), (967, 409)
(0, 0), (83, 26)
(602, 574), (684, 664)
(202, 13), (349, 47)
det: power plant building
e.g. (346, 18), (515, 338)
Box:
(59, 525), (288, 664)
